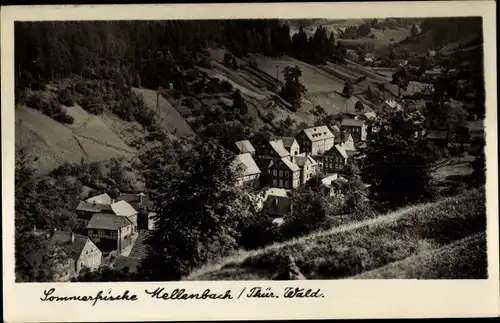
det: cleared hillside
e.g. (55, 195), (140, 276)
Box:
(186, 188), (485, 281)
(352, 232), (487, 279)
(132, 87), (196, 139)
(15, 105), (137, 173)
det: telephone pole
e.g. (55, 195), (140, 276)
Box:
(19, 120), (24, 150)
(156, 90), (160, 116)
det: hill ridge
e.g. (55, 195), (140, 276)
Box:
(186, 194), (461, 280)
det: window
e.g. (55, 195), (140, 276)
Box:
(80, 262), (84, 268)
(284, 180), (289, 187)
(273, 179), (277, 186)
(279, 179), (283, 187)
(285, 171), (289, 177)
(273, 170), (277, 176)
(86, 250), (88, 255)
(279, 170), (283, 176)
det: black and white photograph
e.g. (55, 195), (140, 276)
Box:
(11, 15), (490, 282)
(2, 2), (498, 321)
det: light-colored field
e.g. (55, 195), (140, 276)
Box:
(16, 106), (136, 174)
(132, 87), (196, 139)
(186, 189), (485, 281)
(250, 55), (345, 93)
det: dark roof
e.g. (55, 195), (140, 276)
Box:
(86, 213), (132, 231)
(116, 193), (144, 204)
(234, 140), (256, 154)
(76, 201), (112, 213)
(341, 118), (365, 127)
(79, 186), (96, 200)
(50, 231), (90, 261)
(292, 156), (308, 167)
(281, 137), (296, 149)
(255, 158), (274, 172)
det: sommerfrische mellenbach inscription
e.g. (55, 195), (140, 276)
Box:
(40, 288), (138, 306)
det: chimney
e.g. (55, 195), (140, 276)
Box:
(71, 231), (75, 243)
(111, 199), (115, 204)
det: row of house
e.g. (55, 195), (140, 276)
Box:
(49, 191), (155, 281)
(233, 116), (370, 191)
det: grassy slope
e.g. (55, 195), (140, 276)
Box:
(186, 188), (485, 281)
(132, 87), (196, 139)
(15, 84), (197, 174)
(352, 232), (487, 279)
(16, 105), (137, 174)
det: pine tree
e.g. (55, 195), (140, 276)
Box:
(232, 89), (248, 115)
(281, 66), (307, 106)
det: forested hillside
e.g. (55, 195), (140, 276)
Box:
(15, 19), (346, 95)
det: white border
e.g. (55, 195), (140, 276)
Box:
(2, 2), (499, 321)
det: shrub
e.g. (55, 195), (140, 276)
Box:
(49, 161), (78, 177)
(198, 56), (213, 69)
(25, 93), (44, 110)
(58, 88), (74, 106)
(266, 111), (276, 122)
(146, 131), (167, 142)
(80, 95), (104, 115)
(238, 214), (282, 250)
(53, 111), (75, 125)
(74, 82), (91, 96)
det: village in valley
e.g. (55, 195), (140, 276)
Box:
(14, 17), (487, 282)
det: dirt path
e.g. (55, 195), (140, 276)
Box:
(187, 196), (460, 280)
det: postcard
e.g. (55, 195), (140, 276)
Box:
(1, 1), (498, 321)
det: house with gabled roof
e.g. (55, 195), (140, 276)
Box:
(76, 195), (138, 237)
(281, 137), (300, 156)
(86, 193), (112, 205)
(234, 153), (261, 189)
(262, 188), (293, 217)
(116, 192), (154, 232)
(292, 153), (320, 185)
(322, 144), (348, 173)
(383, 99), (403, 111)
(50, 230), (102, 277)
(321, 174), (349, 197)
(340, 118), (367, 142)
(86, 213), (134, 255)
(50, 248), (76, 282)
(268, 157), (301, 189)
(234, 140), (256, 155)
(259, 139), (291, 160)
(295, 126), (335, 156)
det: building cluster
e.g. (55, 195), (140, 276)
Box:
(233, 116), (373, 219)
(46, 191), (155, 282)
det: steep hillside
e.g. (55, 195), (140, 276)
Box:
(186, 189), (485, 280)
(352, 232), (487, 279)
(15, 105), (137, 173)
(132, 87), (196, 139)
(379, 17), (483, 55)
